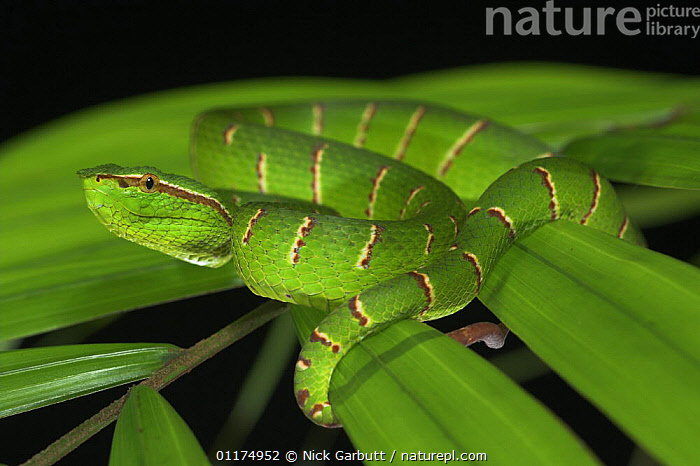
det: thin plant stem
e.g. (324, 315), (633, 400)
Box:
(21, 300), (288, 466)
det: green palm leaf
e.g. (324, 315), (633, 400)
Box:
(0, 344), (179, 418)
(109, 386), (209, 466)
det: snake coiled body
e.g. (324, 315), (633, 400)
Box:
(78, 101), (643, 427)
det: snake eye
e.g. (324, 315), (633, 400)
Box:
(139, 174), (159, 193)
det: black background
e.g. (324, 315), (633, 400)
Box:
(2, 1), (698, 465)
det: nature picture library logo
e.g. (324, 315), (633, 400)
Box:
(485, 1), (700, 38)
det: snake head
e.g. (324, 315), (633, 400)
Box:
(77, 164), (233, 267)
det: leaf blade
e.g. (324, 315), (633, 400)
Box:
(563, 133), (700, 189)
(479, 221), (700, 466)
(109, 386), (209, 466)
(331, 320), (601, 465)
(0, 343), (179, 418)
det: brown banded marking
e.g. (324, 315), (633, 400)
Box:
(487, 207), (516, 239)
(448, 215), (459, 239)
(618, 215), (629, 238)
(354, 102), (378, 148)
(408, 271), (434, 313)
(356, 224), (384, 269)
(312, 103), (324, 136)
(290, 216), (317, 265)
(296, 389), (310, 408)
(348, 295), (370, 326)
(296, 357), (312, 370)
(242, 208), (267, 245)
(259, 107), (275, 127)
(223, 124), (238, 146)
(256, 152), (268, 193)
(461, 251), (483, 292)
(309, 329), (332, 346)
(424, 224), (435, 254)
(310, 143), (328, 204)
(399, 185), (425, 219)
(309, 332), (342, 354)
(449, 243), (459, 251)
(438, 119), (490, 177)
(97, 174), (233, 226)
(309, 401), (331, 420)
(581, 170), (601, 225)
(533, 166), (559, 220)
(365, 165), (391, 218)
(415, 200), (432, 215)
(467, 206), (481, 218)
(393, 105), (427, 161)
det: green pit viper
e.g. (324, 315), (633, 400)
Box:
(77, 101), (645, 427)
